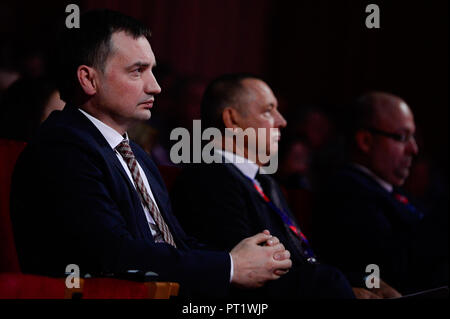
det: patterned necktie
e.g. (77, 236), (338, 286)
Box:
(116, 139), (177, 247)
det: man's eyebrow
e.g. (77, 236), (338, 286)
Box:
(126, 62), (152, 70)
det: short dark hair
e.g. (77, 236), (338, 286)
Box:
(56, 9), (151, 104)
(200, 73), (263, 129)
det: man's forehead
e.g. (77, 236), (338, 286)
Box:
(375, 99), (415, 131)
(241, 79), (277, 104)
(110, 31), (155, 63)
(242, 78), (269, 92)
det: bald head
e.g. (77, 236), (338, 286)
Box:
(350, 91), (419, 186)
(201, 73), (264, 129)
(237, 78), (275, 113)
(201, 73), (286, 166)
(366, 92), (414, 131)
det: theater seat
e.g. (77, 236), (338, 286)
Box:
(0, 273), (179, 299)
(0, 139), (179, 299)
(0, 138), (26, 273)
(81, 278), (179, 299)
(0, 273), (77, 299)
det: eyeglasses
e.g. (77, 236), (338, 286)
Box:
(366, 127), (415, 143)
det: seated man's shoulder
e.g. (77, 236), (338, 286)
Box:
(178, 162), (241, 185)
(39, 113), (96, 147)
(324, 166), (380, 197)
(172, 163), (249, 214)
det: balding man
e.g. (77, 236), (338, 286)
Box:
(172, 74), (361, 298)
(313, 92), (448, 294)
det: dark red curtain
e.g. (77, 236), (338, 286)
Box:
(83, 0), (272, 79)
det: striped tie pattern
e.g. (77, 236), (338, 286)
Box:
(116, 140), (177, 247)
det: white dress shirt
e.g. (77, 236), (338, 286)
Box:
(215, 149), (264, 189)
(352, 163), (393, 193)
(78, 109), (160, 237)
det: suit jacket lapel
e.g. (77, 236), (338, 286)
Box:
(347, 166), (419, 226)
(225, 163), (299, 227)
(224, 163), (307, 263)
(104, 142), (159, 243)
(66, 106), (155, 242)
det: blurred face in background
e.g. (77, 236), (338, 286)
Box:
(363, 99), (419, 186)
(303, 111), (332, 149)
(285, 141), (310, 176)
(41, 90), (65, 123)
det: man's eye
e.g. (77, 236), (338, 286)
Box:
(403, 134), (415, 142)
(262, 110), (272, 118)
(132, 67), (145, 75)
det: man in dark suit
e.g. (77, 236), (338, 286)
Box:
(171, 74), (396, 298)
(9, 10), (292, 298)
(313, 92), (448, 294)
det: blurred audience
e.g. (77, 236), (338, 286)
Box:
(128, 121), (173, 166)
(276, 136), (312, 190)
(171, 77), (206, 129)
(288, 106), (334, 151)
(172, 74), (362, 299)
(278, 105), (341, 191)
(127, 121), (159, 155)
(0, 77), (64, 142)
(0, 68), (20, 94)
(18, 51), (46, 78)
(313, 92), (448, 294)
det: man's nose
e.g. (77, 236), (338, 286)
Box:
(275, 110), (287, 128)
(407, 136), (419, 156)
(145, 72), (161, 95)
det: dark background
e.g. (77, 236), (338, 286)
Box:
(0, 0), (448, 173)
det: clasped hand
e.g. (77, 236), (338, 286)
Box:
(230, 230), (292, 289)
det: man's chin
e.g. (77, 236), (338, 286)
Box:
(137, 110), (152, 121)
(393, 173), (409, 187)
(269, 142), (279, 154)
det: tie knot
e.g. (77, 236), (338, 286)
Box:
(115, 139), (134, 159)
(255, 172), (273, 188)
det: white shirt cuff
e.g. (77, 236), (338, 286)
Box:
(229, 253), (234, 283)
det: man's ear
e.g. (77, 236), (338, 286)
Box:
(355, 130), (372, 153)
(77, 65), (98, 96)
(222, 107), (241, 129)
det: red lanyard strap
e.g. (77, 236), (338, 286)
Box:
(249, 176), (317, 261)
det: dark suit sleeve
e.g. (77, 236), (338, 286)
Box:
(11, 141), (230, 297)
(313, 185), (412, 289)
(172, 165), (357, 298)
(172, 166), (263, 251)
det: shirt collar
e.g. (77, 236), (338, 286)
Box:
(215, 149), (260, 180)
(78, 108), (128, 149)
(351, 163), (393, 193)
